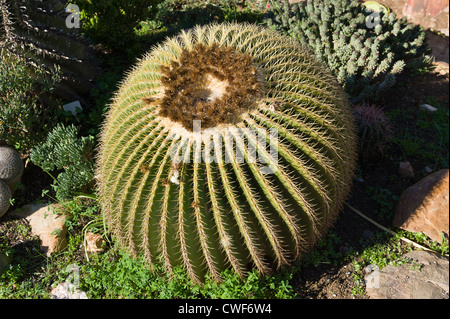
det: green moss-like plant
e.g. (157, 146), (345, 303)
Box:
(97, 23), (357, 283)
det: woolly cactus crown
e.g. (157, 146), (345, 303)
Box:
(97, 23), (357, 283)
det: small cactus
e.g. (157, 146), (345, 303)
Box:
(353, 102), (392, 158)
(0, 146), (24, 193)
(97, 23), (357, 283)
(0, 180), (11, 218)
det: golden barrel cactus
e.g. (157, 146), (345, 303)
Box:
(96, 23), (357, 283)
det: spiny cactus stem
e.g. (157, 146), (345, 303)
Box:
(250, 113), (335, 211)
(101, 121), (163, 194)
(213, 135), (270, 275)
(204, 139), (247, 278)
(138, 135), (175, 267)
(229, 127), (305, 259)
(257, 110), (342, 216)
(192, 141), (222, 282)
(240, 121), (318, 240)
(120, 131), (173, 257)
(107, 126), (168, 243)
(176, 147), (202, 285)
(100, 107), (159, 169)
(222, 132), (289, 268)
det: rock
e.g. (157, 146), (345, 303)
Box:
(85, 232), (105, 253)
(399, 161), (415, 178)
(365, 250), (449, 299)
(11, 204), (68, 256)
(0, 180), (11, 218)
(62, 100), (82, 115)
(424, 166), (433, 174)
(51, 282), (88, 299)
(0, 145), (24, 192)
(420, 103), (438, 112)
(393, 169), (449, 242)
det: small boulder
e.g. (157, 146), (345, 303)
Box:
(420, 103), (438, 112)
(0, 180), (11, 218)
(365, 250), (449, 299)
(393, 169), (449, 242)
(399, 161), (415, 178)
(85, 232), (105, 253)
(0, 146), (24, 192)
(11, 204), (68, 256)
(51, 282), (88, 299)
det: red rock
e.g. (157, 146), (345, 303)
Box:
(11, 204), (68, 256)
(403, 0), (449, 17)
(393, 169), (449, 242)
(85, 232), (105, 253)
(399, 161), (415, 178)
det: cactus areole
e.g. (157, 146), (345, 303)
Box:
(97, 23), (357, 283)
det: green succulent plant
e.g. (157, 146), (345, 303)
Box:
(265, 0), (428, 103)
(97, 23), (357, 283)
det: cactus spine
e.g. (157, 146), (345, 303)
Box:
(97, 23), (357, 283)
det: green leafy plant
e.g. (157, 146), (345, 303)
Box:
(0, 54), (60, 153)
(97, 23), (358, 283)
(265, 0), (428, 103)
(30, 124), (95, 201)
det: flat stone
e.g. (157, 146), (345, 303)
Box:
(11, 204), (68, 256)
(365, 250), (449, 299)
(420, 103), (438, 112)
(394, 169), (449, 242)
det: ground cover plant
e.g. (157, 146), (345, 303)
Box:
(0, 0), (448, 299)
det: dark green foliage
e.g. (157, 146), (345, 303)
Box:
(0, 0), (99, 102)
(155, 0), (267, 34)
(30, 124), (95, 201)
(0, 54), (60, 153)
(69, 0), (162, 52)
(155, 0), (226, 34)
(0, 249), (11, 276)
(265, 0), (428, 103)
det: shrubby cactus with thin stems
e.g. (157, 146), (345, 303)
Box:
(97, 23), (357, 283)
(265, 0), (428, 103)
